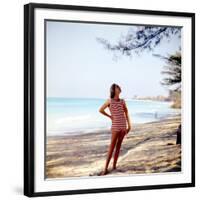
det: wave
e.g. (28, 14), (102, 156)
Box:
(55, 114), (92, 124)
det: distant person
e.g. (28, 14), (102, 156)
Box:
(99, 83), (132, 175)
(155, 111), (158, 119)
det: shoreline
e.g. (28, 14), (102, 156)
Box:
(47, 113), (181, 138)
(46, 115), (181, 178)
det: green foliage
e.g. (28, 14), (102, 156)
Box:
(153, 52), (181, 92)
(96, 26), (181, 59)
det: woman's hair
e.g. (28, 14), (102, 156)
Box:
(110, 83), (121, 98)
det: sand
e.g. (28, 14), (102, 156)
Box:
(45, 115), (181, 179)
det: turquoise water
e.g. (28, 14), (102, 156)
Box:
(47, 97), (180, 136)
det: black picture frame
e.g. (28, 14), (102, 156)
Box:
(24, 3), (195, 197)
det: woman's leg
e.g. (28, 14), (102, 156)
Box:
(101, 130), (119, 175)
(112, 129), (126, 170)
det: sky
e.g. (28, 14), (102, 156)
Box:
(46, 21), (181, 99)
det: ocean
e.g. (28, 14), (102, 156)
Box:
(46, 97), (181, 136)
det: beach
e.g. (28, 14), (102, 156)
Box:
(46, 115), (181, 179)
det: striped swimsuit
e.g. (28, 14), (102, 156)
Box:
(109, 98), (127, 132)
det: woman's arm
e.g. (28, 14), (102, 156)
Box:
(99, 99), (112, 120)
(123, 99), (132, 134)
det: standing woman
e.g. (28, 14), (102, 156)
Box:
(99, 83), (132, 175)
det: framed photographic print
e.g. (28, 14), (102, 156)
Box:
(24, 3), (195, 197)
